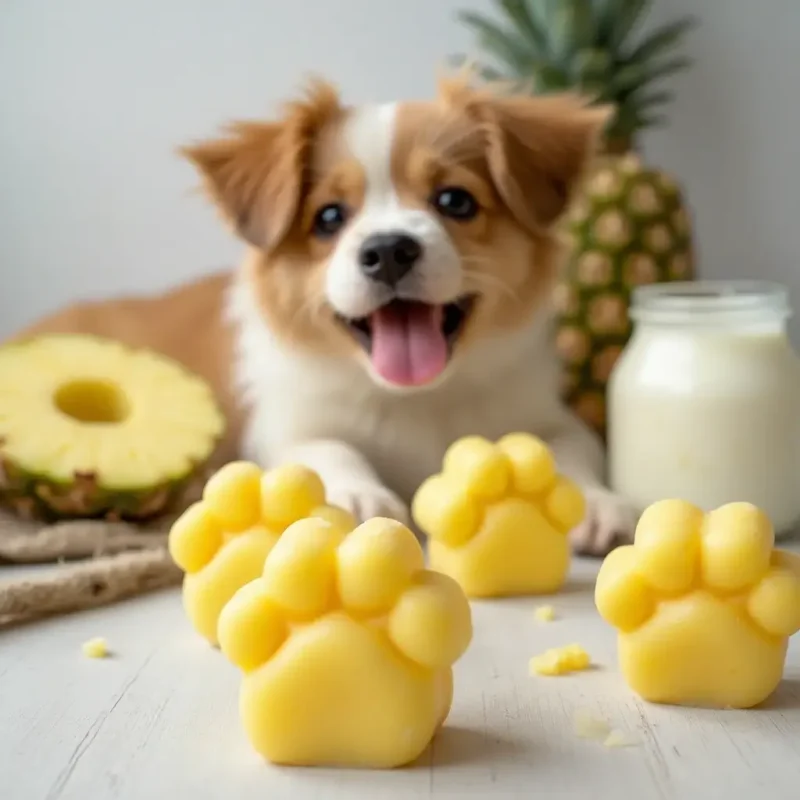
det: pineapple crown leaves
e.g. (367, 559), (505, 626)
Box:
(452, 0), (697, 146)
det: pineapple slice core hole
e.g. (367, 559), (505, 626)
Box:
(54, 379), (130, 424)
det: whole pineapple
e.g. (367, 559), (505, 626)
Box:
(456, 0), (697, 438)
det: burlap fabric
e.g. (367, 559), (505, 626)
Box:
(0, 479), (204, 628)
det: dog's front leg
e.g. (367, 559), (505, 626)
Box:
(544, 411), (638, 556)
(273, 439), (411, 526)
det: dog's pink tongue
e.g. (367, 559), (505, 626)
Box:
(370, 302), (447, 386)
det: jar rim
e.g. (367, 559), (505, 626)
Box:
(630, 280), (791, 325)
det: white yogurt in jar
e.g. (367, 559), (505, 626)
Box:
(608, 281), (800, 537)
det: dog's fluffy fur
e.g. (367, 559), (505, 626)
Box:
(14, 74), (637, 553)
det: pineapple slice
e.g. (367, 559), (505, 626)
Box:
(0, 334), (225, 520)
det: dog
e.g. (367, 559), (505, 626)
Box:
(15, 73), (637, 555)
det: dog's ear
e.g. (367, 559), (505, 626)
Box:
(481, 93), (612, 232)
(181, 122), (298, 249)
(440, 76), (611, 232)
(180, 80), (342, 250)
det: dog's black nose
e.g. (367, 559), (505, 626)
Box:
(358, 232), (423, 286)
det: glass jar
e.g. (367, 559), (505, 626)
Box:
(608, 280), (800, 538)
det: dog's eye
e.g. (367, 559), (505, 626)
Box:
(431, 187), (479, 221)
(312, 203), (348, 238)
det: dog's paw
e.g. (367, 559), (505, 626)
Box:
(595, 499), (800, 708)
(412, 434), (585, 597)
(169, 462), (355, 645)
(325, 480), (411, 527)
(569, 487), (637, 557)
(217, 516), (472, 768)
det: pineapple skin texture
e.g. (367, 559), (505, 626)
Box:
(0, 334), (225, 521)
(0, 457), (198, 522)
(556, 154), (696, 439)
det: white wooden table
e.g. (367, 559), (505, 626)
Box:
(2, 548), (799, 800)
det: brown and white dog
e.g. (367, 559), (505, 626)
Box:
(17, 73), (637, 554)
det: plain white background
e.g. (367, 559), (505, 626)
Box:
(2, 0), (799, 341)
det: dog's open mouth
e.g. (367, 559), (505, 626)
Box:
(337, 296), (477, 387)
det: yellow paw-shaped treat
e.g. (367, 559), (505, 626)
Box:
(217, 516), (473, 768)
(412, 433), (585, 597)
(168, 461), (355, 646)
(595, 499), (800, 709)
